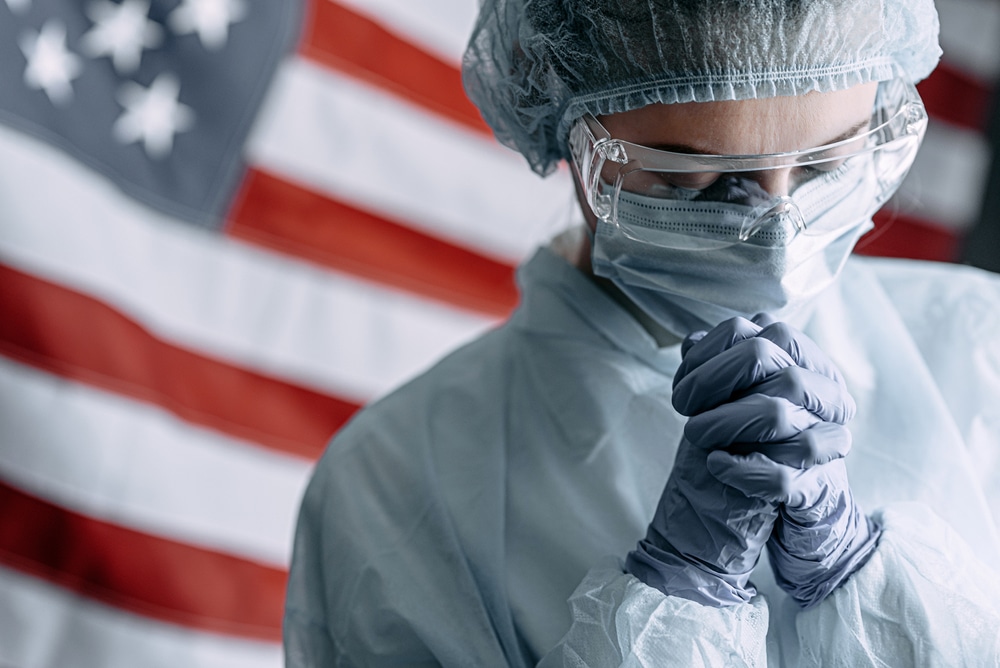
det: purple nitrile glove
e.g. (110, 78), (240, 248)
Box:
(626, 316), (858, 607)
(688, 315), (880, 609)
(707, 449), (880, 609)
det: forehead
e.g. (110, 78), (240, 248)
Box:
(597, 82), (879, 156)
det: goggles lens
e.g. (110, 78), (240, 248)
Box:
(569, 79), (927, 250)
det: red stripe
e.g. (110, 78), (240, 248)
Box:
(918, 61), (994, 131)
(0, 479), (285, 641)
(0, 263), (358, 460)
(854, 210), (962, 262)
(226, 168), (519, 318)
(300, 0), (490, 136)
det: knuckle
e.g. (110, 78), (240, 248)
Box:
(757, 395), (793, 436)
(771, 465), (797, 501)
(831, 423), (853, 456)
(761, 321), (795, 349)
(779, 365), (807, 397)
(744, 336), (772, 361)
(842, 426), (853, 453)
(682, 416), (708, 445)
(762, 321), (811, 364)
(722, 315), (753, 332)
(767, 321), (795, 341)
(672, 384), (695, 415)
(704, 317), (747, 350)
(799, 423), (853, 464)
(680, 330), (706, 358)
(841, 393), (858, 422)
(797, 428), (822, 464)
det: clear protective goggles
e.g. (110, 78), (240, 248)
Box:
(569, 78), (928, 250)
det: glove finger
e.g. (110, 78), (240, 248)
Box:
(673, 337), (796, 416)
(743, 366), (856, 424)
(680, 329), (708, 358)
(756, 322), (847, 387)
(675, 317), (761, 386)
(751, 313), (778, 327)
(685, 394), (820, 449)
(706, 451), (830, 508)
(725, 422), (853, 469)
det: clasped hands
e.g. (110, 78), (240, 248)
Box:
(626, 315), (880, 609)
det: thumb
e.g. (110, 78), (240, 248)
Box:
(707, 450), (822, 508)
(706, 451), (783, 501)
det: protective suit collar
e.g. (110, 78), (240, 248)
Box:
(514, 244), (682, 377)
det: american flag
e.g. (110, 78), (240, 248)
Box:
(0, 0), (996, 665)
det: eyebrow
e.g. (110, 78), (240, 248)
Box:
(647, 118), (872, 156)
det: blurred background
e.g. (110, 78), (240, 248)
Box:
(0, 0), (997, 666)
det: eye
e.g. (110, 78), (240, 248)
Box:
(794, 158), (848, 183)
(619, 170), (721, 198)
(803, 159), (846, 174)
(667, 172), (722, 191)
(787, 156), (859, 194)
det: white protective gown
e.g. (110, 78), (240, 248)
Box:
(284, 242), (1000, 667)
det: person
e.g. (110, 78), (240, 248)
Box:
(283, 0), (1000, 665)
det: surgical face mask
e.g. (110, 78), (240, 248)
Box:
(590, 164), (876, 336)
(571, 78), (926, 336)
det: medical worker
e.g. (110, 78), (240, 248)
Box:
(284, 0), (1000, 665)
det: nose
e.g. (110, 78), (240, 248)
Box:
(752, 168), (793, 197)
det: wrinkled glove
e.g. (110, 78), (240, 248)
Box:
(626, 316), (852, 606)
(690, 317), (881, 609)
(708, 446), (880, 609)
(624, 432), (778, 606)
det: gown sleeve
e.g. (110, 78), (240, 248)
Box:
(540, 501), (1000, 667)
(537, 556), (770, 667)
(795, 502), (1000, 666)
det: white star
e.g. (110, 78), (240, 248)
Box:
(113, 73), (195, 159)
(19, 21), (84, 106)
(168, 0), (246, 51)
(5, 0), (31, 14)
(81, 0), (163, 74)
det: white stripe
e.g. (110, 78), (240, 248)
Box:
(333, 0), (478, 65)
(894, 119), (991, 230)
(0, 124), (496, 403)
(0, 357), (309, 568)
(245, 57), (578, 264)
(937, 0), (1000, 81)
(0, 566), (282, 668)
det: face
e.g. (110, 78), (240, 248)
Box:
(572, 82), (879, 239)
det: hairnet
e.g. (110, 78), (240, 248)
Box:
(462, 0), (941, 176)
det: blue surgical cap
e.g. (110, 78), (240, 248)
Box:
(462, 0), (942, 176)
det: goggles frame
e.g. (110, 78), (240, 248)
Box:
(569, 78), (928, 227)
